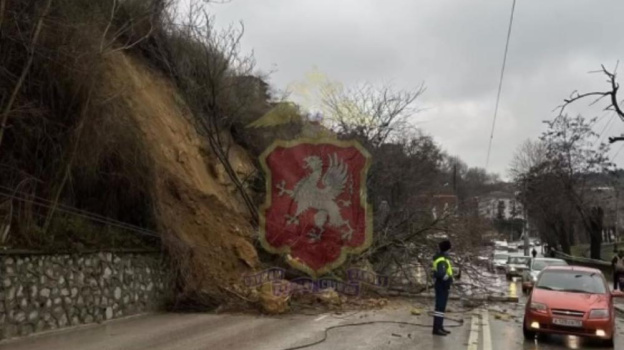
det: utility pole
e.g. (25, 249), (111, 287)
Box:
(452, 163), (458, 195)
(615, 187), (620, 253)
(613, 172), (620, 254)
(524, 206), (530, 256)
(523, 178), (530, 256)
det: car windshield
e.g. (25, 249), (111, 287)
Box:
(536, 271), (607, 294)
(508, 257), (529, 265)
(532, 260), (567, 271)
(494, 254), (508, 260)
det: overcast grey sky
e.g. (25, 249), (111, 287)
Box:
(206, 0), (624, 177)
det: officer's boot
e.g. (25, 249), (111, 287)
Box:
(439, 315), (451, 334)
(432, 316), (446, 336)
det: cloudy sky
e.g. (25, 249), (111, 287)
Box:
(205, 0), (624, 177)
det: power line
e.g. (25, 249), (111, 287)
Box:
(0, 185), (253, 257)
(595, 111), (616, 146)
(485, 0), (517, 170)
(0, 186), (160, 239)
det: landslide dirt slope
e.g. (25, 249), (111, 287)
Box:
(101, 51), (260, 305)
(1, 0), (274, 309)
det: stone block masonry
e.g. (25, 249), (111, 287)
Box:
(0, 251), (171, 341)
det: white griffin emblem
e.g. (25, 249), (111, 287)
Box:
(277, 153), (354, 242)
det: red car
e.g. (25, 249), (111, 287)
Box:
(523, 266), (624, 347)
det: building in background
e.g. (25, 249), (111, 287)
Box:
(476, 191), (525, 241)
(413, 194), (459, 220)
(477, 191), (524, 220)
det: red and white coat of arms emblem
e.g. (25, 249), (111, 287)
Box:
(259, 139), (372, 276)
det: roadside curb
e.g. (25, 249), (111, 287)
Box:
(615, 304), (624, 315)
(0, 312), (157, 345)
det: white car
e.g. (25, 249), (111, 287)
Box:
(491, 252), (510, 272)
(505, 256), (531, 280)
(520, 257), (568, 293)
(494, 240), (509, 251)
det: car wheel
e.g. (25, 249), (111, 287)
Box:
(506, 274), (512, 281)
(522, 319), (535, 340)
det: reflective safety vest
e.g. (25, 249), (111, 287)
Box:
(432, 256), (454, 278)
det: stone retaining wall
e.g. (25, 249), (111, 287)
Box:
(0, 251), (171, 340)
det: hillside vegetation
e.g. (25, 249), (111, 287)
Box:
(0, 0), (279, 308)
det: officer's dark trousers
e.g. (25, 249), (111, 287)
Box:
(433, 285), (449, 331)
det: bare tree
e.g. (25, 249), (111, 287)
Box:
(517, 115), (613, 257)
(509, 139), (547, 180)
(338, 123), (496, 293)
(154, 7), (262, 222)
(520, 162), (577, 254)
(321, 82), (425, 147)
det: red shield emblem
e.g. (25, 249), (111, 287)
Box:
(259, 139), (372, 276)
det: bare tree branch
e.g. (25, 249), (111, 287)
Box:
(43, 81), (95, 235)
(509, 139), (547, 180)
(0, 0), (6, 30)
(557, 64), (624, 129)
(100, 0), (117, 53)
(321, 82), (425, 147)
(0, 0), (54, 151)
(155, 9), (260, 223)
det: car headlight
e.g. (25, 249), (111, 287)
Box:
(589, 309), (609, 319)
(510, 267), (516, 271)
(530, 302), (548, 313)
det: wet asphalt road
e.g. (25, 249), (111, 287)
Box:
(1, 248), (623, 349)
(2, 276), (621, 350)
(0, 303), (472, 350)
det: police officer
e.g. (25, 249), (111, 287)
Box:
(432, 239), (453, 336)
